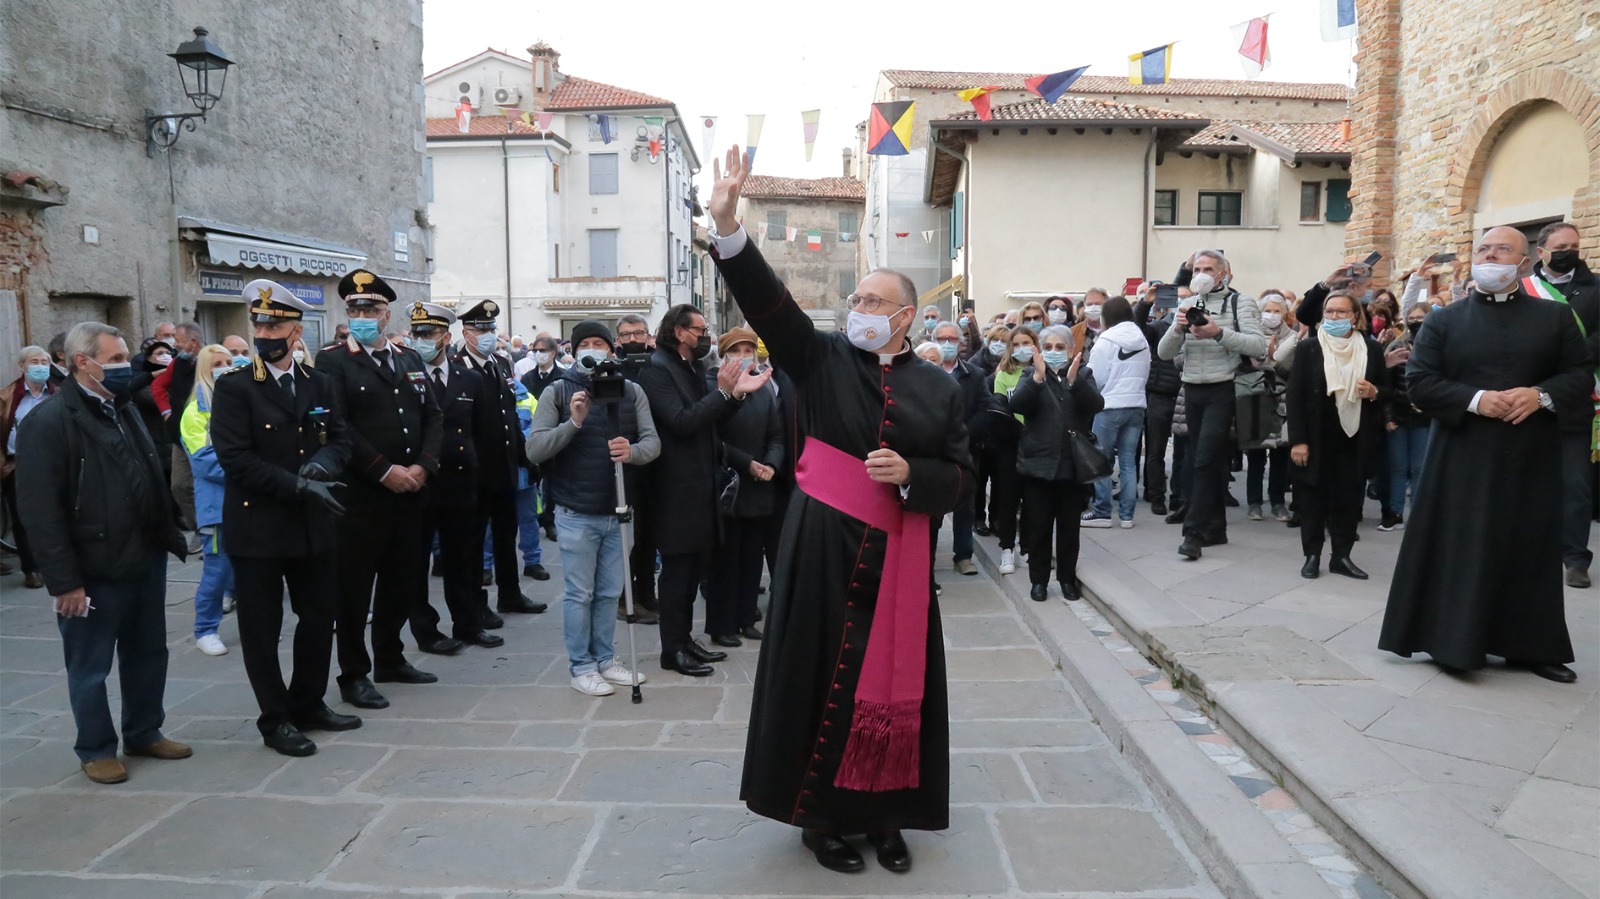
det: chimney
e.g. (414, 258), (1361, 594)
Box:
(527, 41), (562, 109)
(842, 147), (855, 179)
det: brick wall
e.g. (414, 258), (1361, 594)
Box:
(1350, 0), (1600, 275)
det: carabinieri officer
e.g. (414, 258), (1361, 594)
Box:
(210, 279), (358, 757)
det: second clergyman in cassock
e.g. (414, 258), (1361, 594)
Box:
(707, 147), (974, 875)
(1378, 226), (1591, 683)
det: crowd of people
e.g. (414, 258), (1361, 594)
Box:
(1, 151), (1592, 872)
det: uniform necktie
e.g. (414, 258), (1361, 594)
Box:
(278, 371), (295, 399)
(432, 369), (445, 393)
(373, 349), (391, 370)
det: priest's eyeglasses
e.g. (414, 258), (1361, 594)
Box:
(847, 294), (907, 315)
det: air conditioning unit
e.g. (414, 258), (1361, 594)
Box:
(492, 86), (522, 107)
(454, 79), (482, 109)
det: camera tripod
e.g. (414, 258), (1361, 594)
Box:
(612, 459), (644, 703)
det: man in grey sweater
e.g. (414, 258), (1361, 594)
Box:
(1157, 249), (1267, 560)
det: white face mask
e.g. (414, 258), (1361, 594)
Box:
(292, 350), (306, 363)
(532, 350), (552, 366)
(575, 348), (608, 367)
(152, 353), (173, 367)
(847, 306), (908, 353)
(1084, 305), (1103, 322)
(1189, 273), (1216, 296)
(1471, 260), (1522, 294)
(1260, 312), (1283, 330)
(1047, 308), (1069, 324)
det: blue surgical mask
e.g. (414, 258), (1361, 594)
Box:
(923, 317), (938, 330)
(475, 332), (499, 356)
(958, 316), (971, 328)
(25, 364), (50, 384)
(1322, 319), (1353, 338)
(937, 341), (958, 361)
(415, 338), (442, 364)
(1010, 346), (1034, 363)
(1043, 349), (1070, 370)
(987, 340), (1006, 356)
(93, 360), (135, 397)
(231, 355), (251, 368)
(1025, 321), (1043, 333)
(348, 318), (382, 346)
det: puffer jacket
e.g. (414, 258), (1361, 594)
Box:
(1157, 288), (1268, 384)
(1171, 388), (1189, 437)
(1141, 313), (1183, 399)
(1087, 320), (1150, 409)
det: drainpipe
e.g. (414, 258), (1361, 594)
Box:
(502, 137), (513, 335)
(1141, 127), (1156, 280)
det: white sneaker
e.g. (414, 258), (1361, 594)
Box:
(221, 595), (235, 614)
(999, 549), (1015, 574)
(571, 672), (615, 696)
(196, 634), (227, 656)
(599, 662), (646, 686)
(1119, 519), (1134, 529)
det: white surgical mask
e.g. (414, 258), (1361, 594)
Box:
(1260, 312), (1283, 330)
(847, 306), (906, 353)
(1047, 308), (1068, 324)
(575, 347), (608, 367)
(152, 352), (172, 367)
(532, 350), (552, 366)
(292, 350), (306, 363)
(1084, 305), (1102, 322)
(1471, 260), (1522, 294)
(1189, 273), (1216, 296)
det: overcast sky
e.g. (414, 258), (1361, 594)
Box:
(423, 0), (1356, 182)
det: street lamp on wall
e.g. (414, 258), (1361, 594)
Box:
(676, 261), (690, 285)
(145, 27), (236, 157)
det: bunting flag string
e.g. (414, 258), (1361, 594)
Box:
(956, 86), (999, 121)
(1025, 66), (1089, 104)
(1128, 44), (1174, 85)
(1231, 16), (1271, 78)
(801, 109), (822, 162)
(455, 100), (472, 133)
(1320, 0), (1357, 41)
(746, 114), (765, 169)
(868, 100), (915, 156)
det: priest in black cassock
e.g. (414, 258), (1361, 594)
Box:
(1379, 226), (1591, 683)
(707, 146), (974, 875)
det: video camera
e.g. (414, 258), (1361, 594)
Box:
(580, 355), (629, 404)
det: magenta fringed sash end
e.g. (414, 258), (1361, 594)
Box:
(833, 698), (923, 792)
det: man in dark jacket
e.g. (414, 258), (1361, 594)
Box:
(17, 321), (191, 783)
(637, 304), (770, 676)
(1533, 222), (1598, 588)
(932, 321), (988, 576)
(527, 320), (660, 695)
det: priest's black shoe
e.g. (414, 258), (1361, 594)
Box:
(1201, 534), (1229, 547)
(498, 593), (547, 614)
(263, 722), (316, 757)
(416, 634), (465, 656)
(1029, 583), (1049, 602)
(481, 609), (505, 630)
(339, 677), (390, 709)
(867, 830), (911, 873)
(685, 639), (728, 663)
(1177, 538), (1202, 560)
(523, 563), (551, 580)
(1164, 504), (1188, 524)
(1329, 556), (1368, 580)
(662, 650), (714, 677)
(1301, 555), (1320, 579)
(1509, 660), (1578, 683)
(711, 634), (742, 648)
(1060, 580), (1081, 602)
(802, 830), (865, 873)
(291, 704), (362, 733)
(374, 661), (439, 684)
(1150, 499), (1168, 516)
(740, 625), (764, 641)
(457, 629), (505, 649)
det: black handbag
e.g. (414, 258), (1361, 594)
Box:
(1067, 429), (1112, 484)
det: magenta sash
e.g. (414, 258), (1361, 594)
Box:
(794, 438), (930, 792)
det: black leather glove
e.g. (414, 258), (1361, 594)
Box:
(298, 461), (334, 481)
(296, 477), (346, 518)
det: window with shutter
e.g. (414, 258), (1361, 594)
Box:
(1325, 179), (1352, 223)
(588, 154), (618, 195)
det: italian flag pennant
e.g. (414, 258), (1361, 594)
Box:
(806, 229), (822, 250)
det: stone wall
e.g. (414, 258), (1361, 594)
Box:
(0, 0), (429, 344)
(1349, 0), (1600, 277)
(737, 196), (862, 320)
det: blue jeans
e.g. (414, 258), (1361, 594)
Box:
(1387, 423), (1429, 517)
(58, 556), (170, 761)
(554, 505), (621, 676)
(482, 485), (542, 566)
(1091, 407), (1146, 521)
(193, 529), (235, 638)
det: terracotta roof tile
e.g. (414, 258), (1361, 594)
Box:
(426, 114), (548, 138)
(546, 75), (671, 111)
(1179, 120), (1349, 156)
(938, 96), (1206, 125)
(882, 70), (1351, 102)
(741, 175), (866, 201)
(1179, 122), (1240, 148)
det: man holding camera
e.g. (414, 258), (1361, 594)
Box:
(1158, 249), (1267, 560)
(526, 320), (660, 696)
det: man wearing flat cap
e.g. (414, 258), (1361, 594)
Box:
(316, 269), (445, 711)
(456, 299), (546, 619)
(210, 279), (357, 757)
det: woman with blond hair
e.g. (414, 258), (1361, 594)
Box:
(179, 344), (240, 655)
(987, 326), (1042, 574)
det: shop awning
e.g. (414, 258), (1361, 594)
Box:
(179, 217), (368, 278)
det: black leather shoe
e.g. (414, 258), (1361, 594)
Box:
(1029, 583), (1048, 602)
(867, 830), (911, 873)
(1060, 580), (1081, 602)
(1286, 513), (1301, 528)
(662, 649), (714, 677)
(1301, 555), (1320, 579)
(523, 563), (551, 580)
(740, 625), (764, 641)
(802, 829), (865, 873)
(1224, 491), (1240, 508)
(416, 634), (466, 656)
(498, 593), (548, 614)
(291, 704), (362, 732)
(1329, 556), (1369, 580)
(339, 677), (390, 709)
(711, 634), (742, 648)
(457, 629), (505, 648)
(1178, 538), (1202, 560)
(263, 722), (317, 757)
(481, 609), (505, 630)
(974, 524), (993, 537)
(1150, 499), (1168, 516)
(685, 639), (728, 663)
(373, 661), (439, 684)
(1164, 505), (1188, 524)
(1509, 661), (1578, 684)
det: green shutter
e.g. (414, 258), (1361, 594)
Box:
(950, 191), (965, 259)
(1326, 179), (1352, 223)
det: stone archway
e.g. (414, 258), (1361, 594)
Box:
(1448, 67), (1600, 253)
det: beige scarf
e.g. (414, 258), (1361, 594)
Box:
(1317, 326), (1367, 437)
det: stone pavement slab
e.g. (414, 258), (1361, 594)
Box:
(0, 535), (1251, 897)
(1014, 493), (1600, 899)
